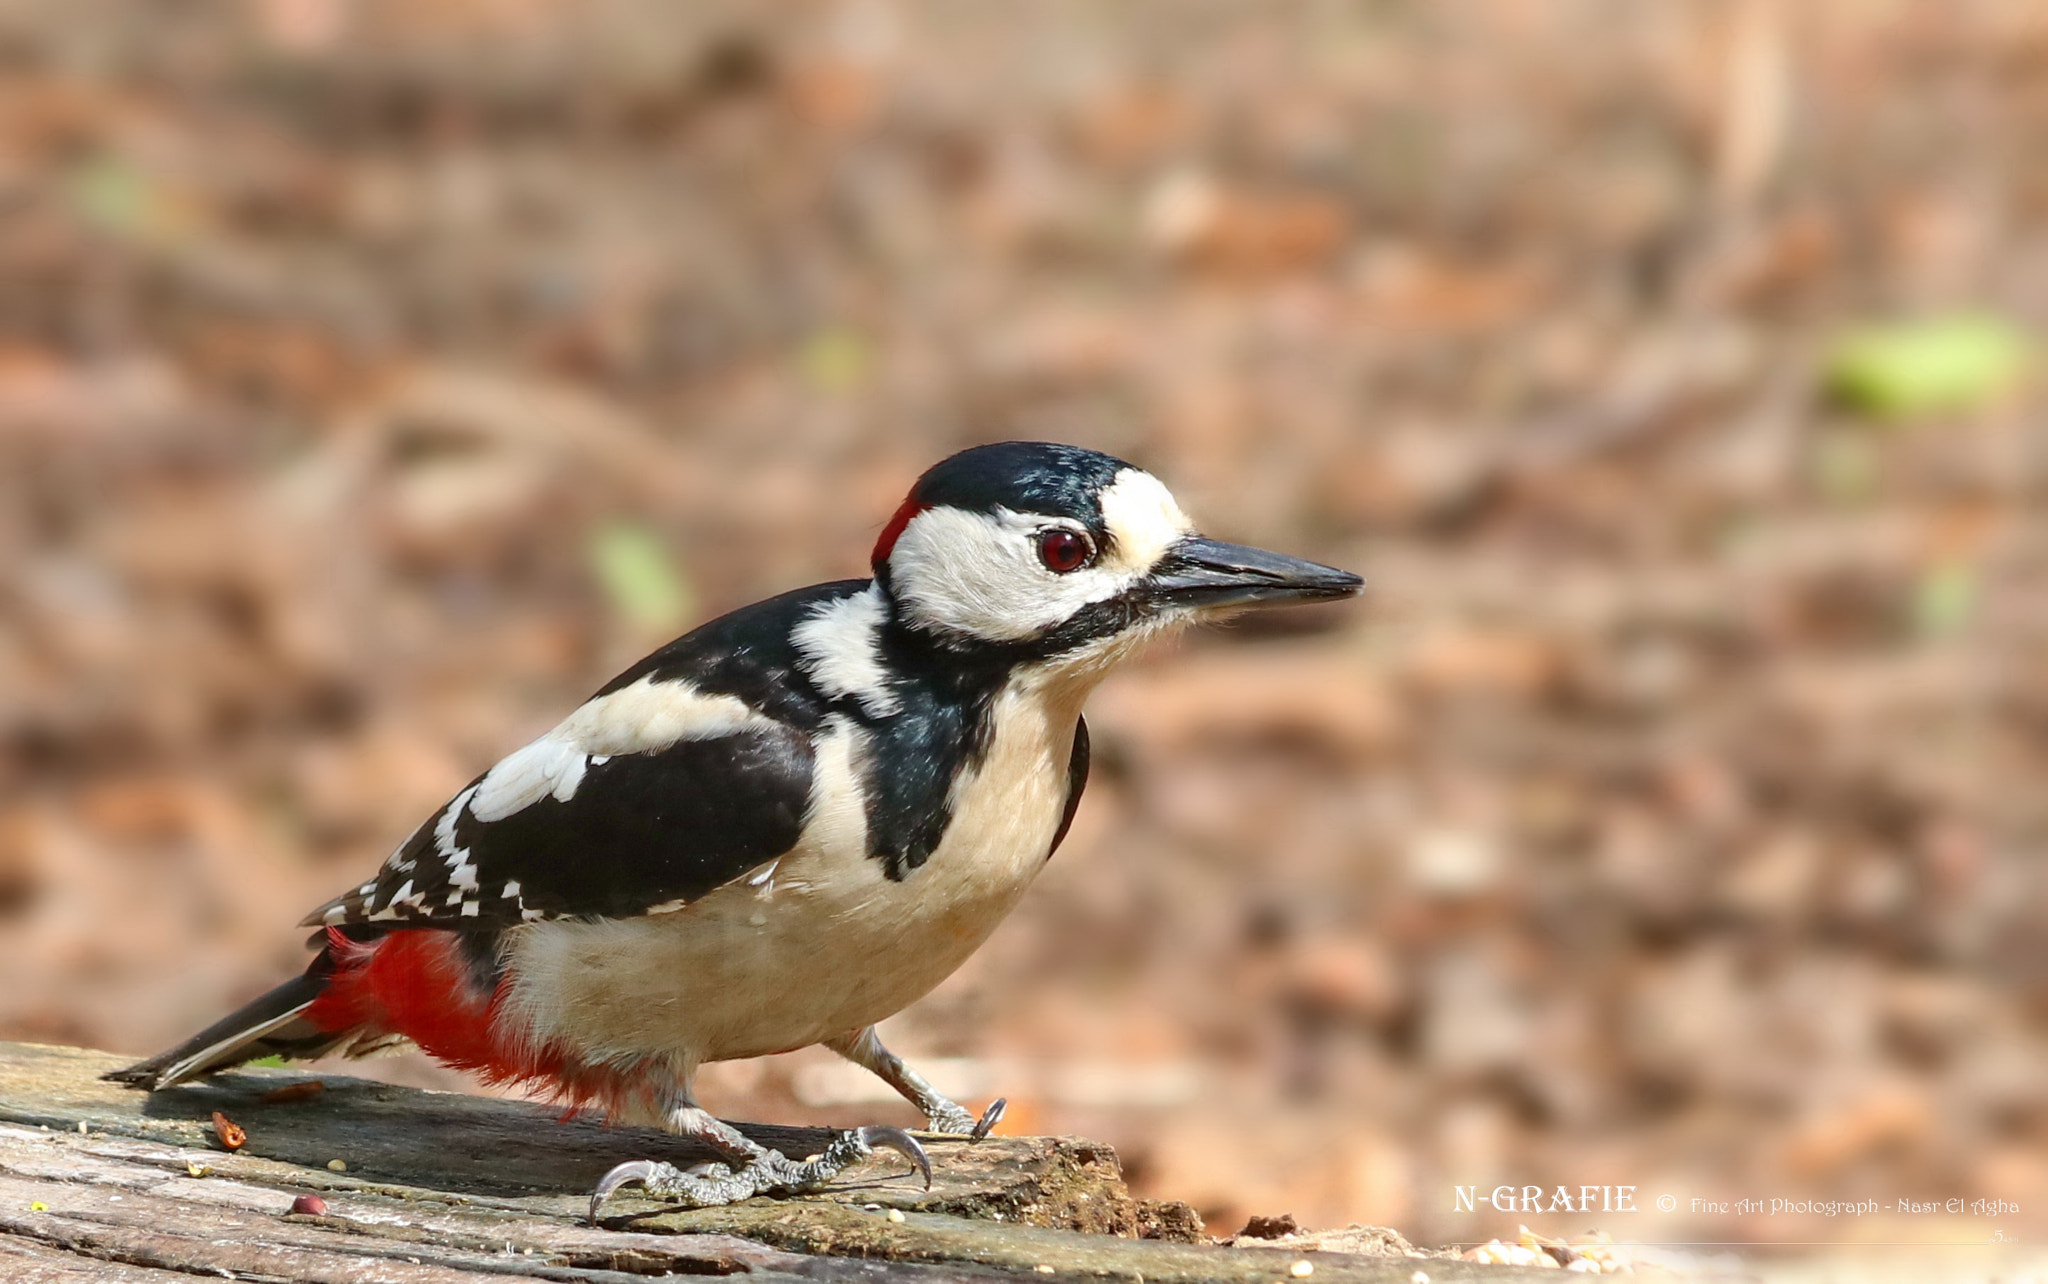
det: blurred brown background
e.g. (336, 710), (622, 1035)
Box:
(2, 0), (2045, 1255)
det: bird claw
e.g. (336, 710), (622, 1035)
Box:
(587, 1126), (931, 1225)
(856, 1125), (932, 1189)
(589, 1159), (665, 1225)
(969, 1098), (1005, 1142)
(590, 1158), (730, 1223)
(923, 1095), (1006, 1140)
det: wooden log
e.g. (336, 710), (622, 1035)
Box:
(0, 1041), (1549, 1282)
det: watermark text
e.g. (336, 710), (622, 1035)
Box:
(1453, 1186), (1636, 1214)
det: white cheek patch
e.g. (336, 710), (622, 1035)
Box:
(470, 676), (776, 822)
(890, 506), (1139, 642)
(1097, 468), (1193, 575)
(886, 468), (1195, 645)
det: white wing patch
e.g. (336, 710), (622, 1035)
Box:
(793, 585), (899, 716)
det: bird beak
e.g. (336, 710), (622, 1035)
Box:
(1137, 536), (1363, 612)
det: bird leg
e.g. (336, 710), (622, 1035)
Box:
(589, 1096), (930, 1223)
(827, 1026), (1006, 1140)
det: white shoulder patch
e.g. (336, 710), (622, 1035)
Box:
(557, 674), (778, 756)
(470, 676), (777, 823)
(793, 585), (899, 716)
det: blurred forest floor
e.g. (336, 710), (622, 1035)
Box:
(2, 0), (2046, 1255)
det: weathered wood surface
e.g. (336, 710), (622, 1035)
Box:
(0, 1042), (1547, 1282)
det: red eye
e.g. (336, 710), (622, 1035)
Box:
(1037, 528), (1092, 574)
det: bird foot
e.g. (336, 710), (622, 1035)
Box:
(589, 1125), (931, 1223)
(925, 1096), (1006, 1141)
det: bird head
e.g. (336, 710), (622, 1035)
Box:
(871, 442), (1361, 668)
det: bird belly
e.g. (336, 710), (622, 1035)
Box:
(496, 690), (1080, 1072)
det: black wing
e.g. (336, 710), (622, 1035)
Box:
(304, 725), (814, 930)
(303, 582), (867, 931)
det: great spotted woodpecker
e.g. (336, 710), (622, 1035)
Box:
(109, 441), (1362, 1220)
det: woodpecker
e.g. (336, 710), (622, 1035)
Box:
(109, 441), (1362, 1221)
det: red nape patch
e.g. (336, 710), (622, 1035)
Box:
(870, 497), (930, 570)
(300, 929), (662, 1119)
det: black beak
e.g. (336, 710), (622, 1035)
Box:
(1138, 536), (1363, 611)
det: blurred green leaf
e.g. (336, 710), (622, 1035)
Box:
(1912, 559), (1978, 639)
(1825, 314), (2030, 422)
(799, 327), (872, 393)
(246, 1055), (288, 1069)
(67, 155), (197, 244)
(589, 522), (692, 633)
(68, 157), (150, 236)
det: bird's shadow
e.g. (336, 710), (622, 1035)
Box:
(134, 1068), (846, 1204)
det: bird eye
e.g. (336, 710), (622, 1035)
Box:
(1036, 528), (1093, 574)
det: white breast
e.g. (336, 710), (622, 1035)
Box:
(496, 672), (1087, 1075)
